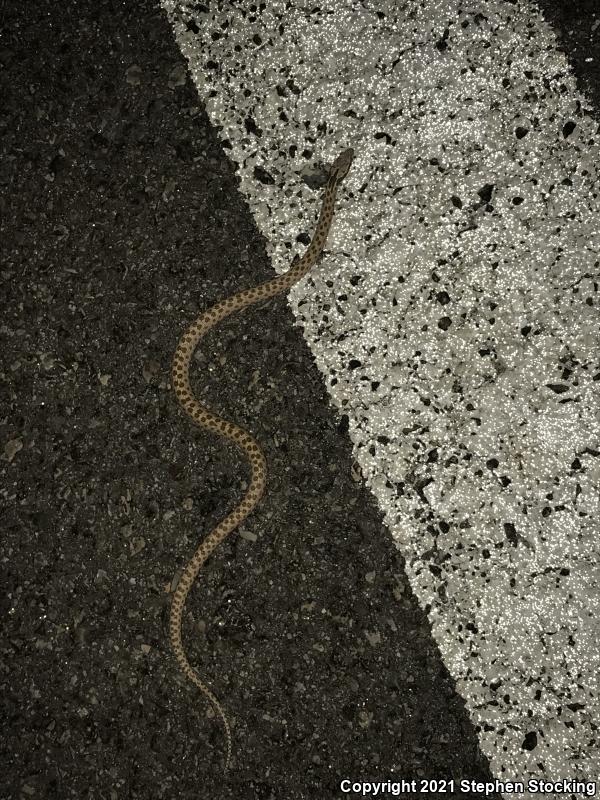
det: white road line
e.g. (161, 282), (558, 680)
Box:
(163, 1), (600, 795)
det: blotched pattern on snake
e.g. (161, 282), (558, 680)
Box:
(170, 148), (354, 771)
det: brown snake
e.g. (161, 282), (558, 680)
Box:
(169, 147), (354, 771)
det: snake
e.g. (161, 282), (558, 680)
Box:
(169, 147), (354, 772)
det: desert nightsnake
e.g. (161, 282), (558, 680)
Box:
(170, 148), (354, 771)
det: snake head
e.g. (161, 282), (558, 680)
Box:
(329, 148), (354, 184)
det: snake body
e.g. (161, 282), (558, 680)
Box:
(170, 148), (354, 771)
